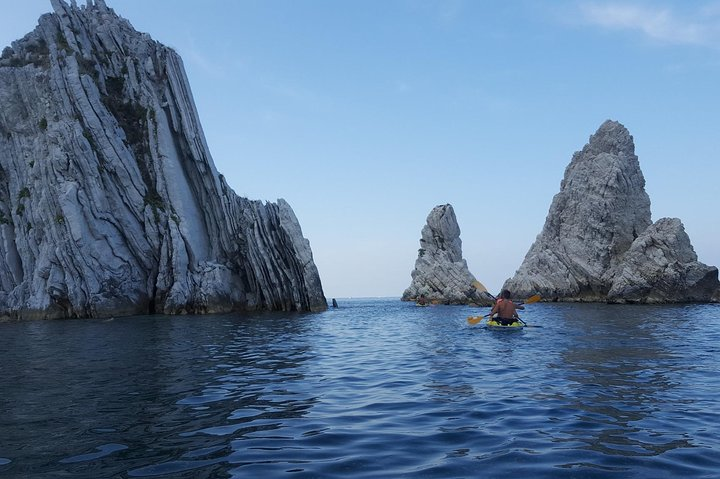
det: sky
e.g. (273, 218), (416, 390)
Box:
(1, 0), (718, 299)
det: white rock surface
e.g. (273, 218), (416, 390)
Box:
(402, 204), (492, 305)
(0, 1), (326, 318)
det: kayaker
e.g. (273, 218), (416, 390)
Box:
(490, 289), (524, 325)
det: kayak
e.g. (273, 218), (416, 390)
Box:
(486, 318), (524, 330)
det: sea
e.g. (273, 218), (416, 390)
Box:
(1, 298), (719, 478)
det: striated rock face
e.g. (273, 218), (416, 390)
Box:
(607, 218), (719, 303)
(504, 120), (651, 300)
(402, 204), (492, 305)
(504, 120), (719, 303)
(0, 0), (326, 319)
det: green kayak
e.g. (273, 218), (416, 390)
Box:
(486, 318), (524, 330)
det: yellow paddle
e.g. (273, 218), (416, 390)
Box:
(467, 314), (487, 326)
(522, 294), (542, 305)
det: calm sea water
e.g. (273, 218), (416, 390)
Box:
(1, 299), (719, 478)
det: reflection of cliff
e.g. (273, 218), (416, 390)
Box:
(420, 327), (477, 404)
(0, 314), (319, 476)
(135, 316), (319, 476)
(551, 305), (694, 457)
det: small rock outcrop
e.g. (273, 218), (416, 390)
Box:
(402, 204), (492, 305)
(504, 120), (719, 303)
(0, 0), (326, 319)
(607, 218), (719, 302)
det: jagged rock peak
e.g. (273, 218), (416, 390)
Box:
(504, 120), (718, 303)
(421, 203), (463, 262)
(583, 119), (635, 157)
(50, 0), (98, 12)
(0, 1), (326, 319)
(504, 120), (651, 300)
(50, 0), (109, 12)
(402, 204), (492, 305)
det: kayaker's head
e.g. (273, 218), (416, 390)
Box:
(501, 289), (511, 300)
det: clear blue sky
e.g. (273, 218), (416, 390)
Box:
(3, 1), (719, 298)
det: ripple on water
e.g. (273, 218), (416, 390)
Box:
(1, 301), (719, 478)
(59, 443), (129, 464)
(128, 458), (225, 478)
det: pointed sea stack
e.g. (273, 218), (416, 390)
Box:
(504, 120), (719, 303)
(0, 1), (326, 319)
(402, 204), (492, 305)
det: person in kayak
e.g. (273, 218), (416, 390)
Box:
(489, 289), (524, 325)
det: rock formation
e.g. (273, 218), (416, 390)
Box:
(504, 120), (719, 303)
(0, 0), (326, 319)
(607, 218), (719, 302)
(402, 204), (492, 305)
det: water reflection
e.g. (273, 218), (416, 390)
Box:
(0, 313), (320, 478)
(551, 304), (696, 461)
(412, 304), (478, 403)
(128, 313), (320, 477)
(1, 301), (719, 478)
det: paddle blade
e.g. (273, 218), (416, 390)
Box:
(471, 280), (488, 293)
(524, 294), (541, 305)
(467, 316), (484, 326)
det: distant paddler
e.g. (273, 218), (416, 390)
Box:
(466, 282), (540, 325)
(416, 294), (428, 306)
(489, 289), (524, 325)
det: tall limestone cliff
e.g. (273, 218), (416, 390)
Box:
(402, 204), (492, 305)
(504, 120), (719, 303)
(0, 0), (326, 319)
